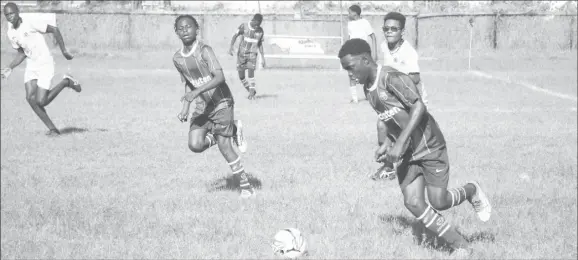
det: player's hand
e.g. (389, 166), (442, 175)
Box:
(261, 59), (266, 69)
(177, 110), (189, 122)
(375, 143), (392, 162)
(181, 91), (198, 103)
(1, 68), (12, 79)
(228, 49), (234, 56)
(386, 141), (408, 164)
(62, 49), (74, 60)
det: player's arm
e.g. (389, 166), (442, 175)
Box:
(365, 20), (378, 60)
(258, 32), (266, 67)
(1, 48), (26, 79)
(181, 46), (225, 103)
(228, 24), (244, 54)
(386, 73), (427, 162)
(43, 24), (73, 60)
(407, 73), (421, 85)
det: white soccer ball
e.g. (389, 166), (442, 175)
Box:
(272, 228), (307, 259)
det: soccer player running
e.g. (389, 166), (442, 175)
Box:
(372, 12), (430, 181)
(228, 14), (266, 100)
(173, 15), (255, 198)
(1, 2), (81, 136)
(338, 39), (491, 255)
(346, 4), (377, 103)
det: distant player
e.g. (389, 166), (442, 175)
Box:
(347, 4), (377, 103)
(338, 39), (491, 255)
(1, 2), (81, 136)
(173, 15), (255, 198)
(381, 12), (428, 106)
(228, 13), (266, 100)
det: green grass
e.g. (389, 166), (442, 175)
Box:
(1, 51), (577, 259)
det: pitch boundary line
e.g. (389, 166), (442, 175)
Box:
(470, 70), (577, 102)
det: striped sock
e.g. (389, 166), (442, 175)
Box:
(241, 78), (250, 91)
(228, 156), (250, 189)
(448, 184), (476, 208)
(417, 205), (468, 249)
(350, 85), (358, 101)
(205, 133), (217, 148)
(248, 77), (256, 91)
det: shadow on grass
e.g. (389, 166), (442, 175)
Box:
(254, 94), (278, 100)
(379, 214), (495, 253)
(58, 127), (108, 135)
(207, 172), (262, 192)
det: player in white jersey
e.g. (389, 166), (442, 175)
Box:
(346, 4), (377, 103)
(1, 2), (81, 136)
(381, 12), (428, 106)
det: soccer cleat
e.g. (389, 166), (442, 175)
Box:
(46, 129), (61, 136)
(233, 120), (247, 153)
(451, 247), (473, 257)
(467, 181), (492, 222)
(63, 74), (82, 92)
(239, 184), (256, 199)
(369, 163), (396, 181)
(248, 89), (257, 100)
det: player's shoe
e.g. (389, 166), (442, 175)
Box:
(233, 120), (247, 153)
(63, 74), (82, 92)
(239, 183), (256, 199)
(451, 247), (473, 257)
(369, 163), (396, 181)
(46, 129), (61, 136)
(248, 89), (257, 100)
(467, 181), (492, 222)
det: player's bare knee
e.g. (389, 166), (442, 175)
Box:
(403, 194), (425, 213)
(188, 140), (205, 153)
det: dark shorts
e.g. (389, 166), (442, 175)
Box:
(237, 53), (258, 71)
(396, 148), (450, 189)
(190, 105), (235, 137)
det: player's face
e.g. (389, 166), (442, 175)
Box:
(347, 10), (358, 20)
(175, 18), (198, 46)
(250, 19), (261, 28)
(3, 5), (20, 25)
(383, 19), (403, 44)
(340, 54), (370, 85)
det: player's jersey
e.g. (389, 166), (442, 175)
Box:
(348, 18), (374, 43)
(236, 22), (264, 55)
(381, 39), (420, 74)
(364, 65), (445, 161)
(173, 40), (233, 113)
(7, 18), (53, 68)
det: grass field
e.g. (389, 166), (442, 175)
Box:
(1, 50), (577, 259)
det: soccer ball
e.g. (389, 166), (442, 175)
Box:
(272, 228), (307, 259)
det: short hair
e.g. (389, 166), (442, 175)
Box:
(349, 5), (361, 15)
(338, 38), (371, 59)
(3, 2), (19, 12)
(174, 14), (199, 31)
(253, 13), (263, 23)
(384, 12), (406, 29)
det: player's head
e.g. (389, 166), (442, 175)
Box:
(338, 39), (375, 85)
(250, 13), (263, 28)
(174, 15), (199, 46)
(3, 2), (21, 26)
(348, 5), (361, 20)
(383, 12), (406, 44)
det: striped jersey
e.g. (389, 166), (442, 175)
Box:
(173, 40), (233, 113)
(236, 22), (264, 54)
(363, 65), (445, 161)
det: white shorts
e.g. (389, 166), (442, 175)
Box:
(24, 62), (55, 90)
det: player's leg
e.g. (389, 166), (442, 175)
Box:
(24, 79), (59, 135)
(424, 149), (492, 221)
(370, 119), (396, 180)
(348, 77), (358, 103)
(247, 68), (257, 100)
(188, 114), (217, 153)
(237, 55), (251, 93)
(398, 161), (470, 251)
(212, 107), (255, 198)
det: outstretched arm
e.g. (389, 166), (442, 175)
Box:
(228, 25), (243, 55)
(45, 25), (73, 60)
(8, 48), (26, 69)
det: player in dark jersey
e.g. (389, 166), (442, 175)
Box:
(228, 13), (266, 100)
(338, 39), (492, 255)
(173, 15), (255, 199)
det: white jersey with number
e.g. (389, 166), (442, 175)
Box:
(7, 18), (54, 69)
(348, 18), (374, 43)
(380, 40), (419, 74)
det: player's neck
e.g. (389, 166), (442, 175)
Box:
(387, 39), (404, 51)
(11, 18), (22, 29)
(182, 40), (198, 54)
(366, 63), (380, 86)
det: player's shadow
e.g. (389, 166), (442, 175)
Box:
(58, 127), (108, 135)
(207, 172), (262, 192)
(254, 94), (278, 100)
(379, 214), (495, 252)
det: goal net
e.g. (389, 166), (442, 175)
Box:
(260, 18), (344, 70)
